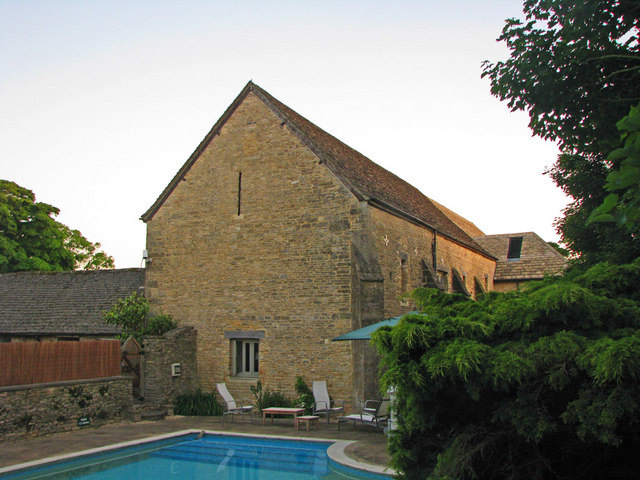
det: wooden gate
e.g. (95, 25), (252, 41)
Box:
(121, 337), (144, 399)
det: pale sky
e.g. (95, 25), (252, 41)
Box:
(0, 0), (568, 268)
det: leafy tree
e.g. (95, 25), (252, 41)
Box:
(0, 179), (114, 272)
(482, 0), (640, 264)
(103, 292), (177, 343)
(590, 103), (640, 233)
(373, 269), (640, 479)
(547, 241), (570, 258)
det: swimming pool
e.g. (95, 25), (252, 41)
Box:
(0, 431), (392, 479)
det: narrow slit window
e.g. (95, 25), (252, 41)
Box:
(507, 236), (523, 259)
(401, 258), (409, 295)
(237, 172), (242, 215)
(253, 341), (259, 373)
(438, 271), (449, 292)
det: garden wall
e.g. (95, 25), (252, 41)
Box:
(0, 376), (132, 442)
(143, 326), (198, 408)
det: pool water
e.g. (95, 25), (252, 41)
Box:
(0, 433), (390, 480)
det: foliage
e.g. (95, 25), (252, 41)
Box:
(547, 241), (570, 258)
(250, 380), (291, 412)
(482, 0), (640, 264)
(294, 376), (315, 415)
(481, 0), (639, 155)
(0, 179), (114, 272)
(590, 103), (640, 234)
(103, 292), (177, 343)
(144, 314), (178, 336)
(174, 389), (222, 416)
(548, 153), (640, 265)
(373, 263), (640, 479)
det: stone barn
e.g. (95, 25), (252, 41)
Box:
(141, 81), (501, 409)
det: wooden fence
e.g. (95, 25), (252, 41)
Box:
(0, 340), (121, 387)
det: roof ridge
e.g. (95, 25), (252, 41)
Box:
(0, 267), (144, 277)
(476, 231), (537, 238)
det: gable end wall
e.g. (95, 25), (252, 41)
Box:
(144, 93), (367, 408)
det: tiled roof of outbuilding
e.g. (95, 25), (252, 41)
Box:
(474, 232), (567, 281)
(0, 268), (145, 336)
(142, 81), (493, 259)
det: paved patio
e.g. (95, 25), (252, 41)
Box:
(0, 414), (391, 472)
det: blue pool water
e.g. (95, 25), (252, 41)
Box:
(0, 433), (391, 479)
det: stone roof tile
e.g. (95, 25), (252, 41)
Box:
(251, 83), (491, 257)
(0, 269), (145, 336)
(474, 232), (567, 281)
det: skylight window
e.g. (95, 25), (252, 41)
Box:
(507, 236), (524, 260)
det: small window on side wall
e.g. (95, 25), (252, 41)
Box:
(225, 330), (264, 377)
(233, 339), (259, 376)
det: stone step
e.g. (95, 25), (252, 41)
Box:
(140, 408), (167, 421)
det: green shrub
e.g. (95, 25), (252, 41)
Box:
(103, 292), (176, 343)
(250, 380), (291, 411)
(374, 261), (640, 479)
(143, 314), (177, 335)
(294, 376), (314, 415)
(174, 389), (222, 416)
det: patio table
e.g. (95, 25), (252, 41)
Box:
(295, 415), (320, 431)
(261, 407), (305, 426)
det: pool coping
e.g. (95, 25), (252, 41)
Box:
(0, 429), (396, 477)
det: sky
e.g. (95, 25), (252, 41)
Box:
(0, 0), (569, 268)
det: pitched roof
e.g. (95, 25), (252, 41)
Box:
(142, 81), (494, 259)
(474, 232), (567, 281)
(429, 198), (485, 238)
(0, 268), (145, 336)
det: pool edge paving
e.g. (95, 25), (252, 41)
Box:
(0, 429), (395, 478)
(0, 416), (390, 468)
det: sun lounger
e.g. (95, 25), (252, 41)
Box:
(338, 398), (389, 430)
(216, 383), (253, 421)
(312, 380), (344, 425)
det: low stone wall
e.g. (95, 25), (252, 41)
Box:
(0, 376), (132, 442)
(143, 327), (198, 408)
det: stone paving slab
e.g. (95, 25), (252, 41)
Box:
(0, 414), (390, 471)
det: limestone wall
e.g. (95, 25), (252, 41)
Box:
(145, 92), (363, 409)
(369, 207), (496, 316)
(0, 376), (132, 441)
(143, 327), (198, 407)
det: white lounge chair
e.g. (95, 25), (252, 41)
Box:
(216, 383), (253, 422)
(312, 380), (344, 424)
(338, 398), (389, 430)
